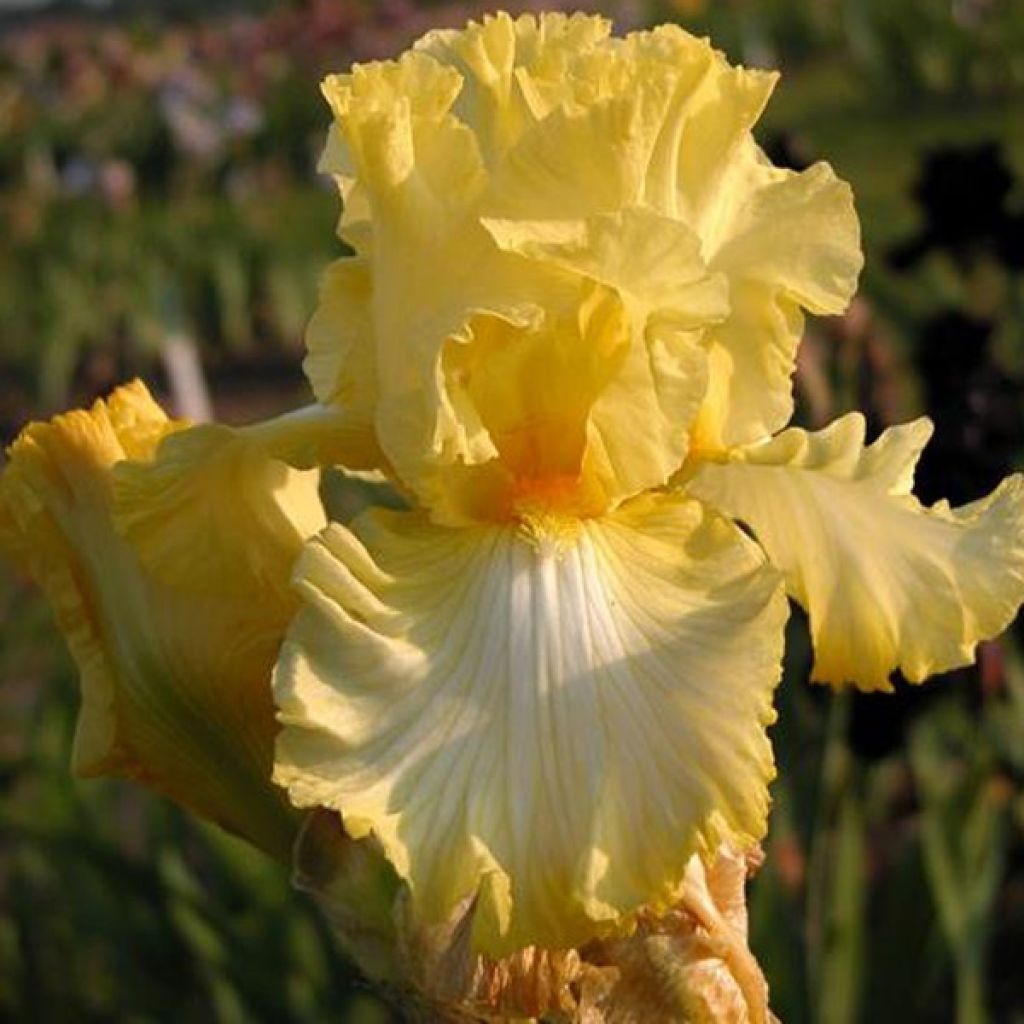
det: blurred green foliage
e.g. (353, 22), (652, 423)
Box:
(3, 1), (1024, 1021)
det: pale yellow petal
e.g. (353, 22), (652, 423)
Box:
(475, 209), (726, 506)
(583, 317), (710, 507)
(303, 258), (378, 451)
(1, 382), (180, 776)
(415, 12), (613, 162)
(483, 206), (728, 329)
(625, 27), (778, 229)
(0, 382), (300, 859)
(318, 45), (577, 511)
(463, 19), (856, 454)
(479, 26), (773, 226)
(482, 88), (670, 223)
(309, 15), (862, 525)
(690, 280), (805, 455)
(693, 153), (862, 450)
(273, 494), (786, 954)
(320, 50), (484, 248)
(113, 400), (362, 607)
(709, 162), (862, 315)
(689, 414), (1024, 691)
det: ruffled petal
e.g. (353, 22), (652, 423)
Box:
(482, 206), (728, 328)
(112, 410), (331, 605)
(693, 155), (862, 451)
(415, 12), (613, 163)
(479, 26), (774, 226)
(303, 257), (382, 472)
(0, 382), (302, 859)
(480, 207), (726, 502)
(273, 493), (787, 954)
(318, 47), (574, 511)
(688, 414), (1024, 691)
(309, 15), (861, 525)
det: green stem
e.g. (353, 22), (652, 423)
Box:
(806, 690), (852, 1021)
(955, 949), (987, 1024)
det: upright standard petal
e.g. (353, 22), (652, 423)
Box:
(309, 16), (865, 528)
(480, 208), (726, 503)
(689, 414), (1024, 691)
(0, 382), (306, 860)
(415, 12), (614, 164)
(303, 257), (384, 471)
(692, 154), (862, 452)
(273, 494), (787, 954)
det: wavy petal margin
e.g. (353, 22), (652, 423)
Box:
(0, 382), (302, 859)
(273, 493), (786, 954)
(693, 156), (862, 452)
(689, 414), (1024, 691)
(310, 15), (862, 523)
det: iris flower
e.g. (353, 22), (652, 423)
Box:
(2, 10), (1024, 1021)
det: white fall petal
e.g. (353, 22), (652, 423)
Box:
(273, 493), (787, 954)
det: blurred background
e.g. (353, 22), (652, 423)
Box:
(1, 0), (1024, 1020)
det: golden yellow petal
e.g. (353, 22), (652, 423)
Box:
(0, 382), (300, 859)
(113, 420), (325, 606)
(1, 382), (180, 776)
(273, 493), (786, 954)
(689, 414), (1024, 691)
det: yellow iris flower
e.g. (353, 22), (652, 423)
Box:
(273, 11), (1024, 958)
(0, 383), (320, 861)
(2, 11), (1024, 1012)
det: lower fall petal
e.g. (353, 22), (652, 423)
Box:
(273, 493), (787, 954)
(112, 416), (327, 609)
(0, 382), (301, 860)
(689, 414), (1024, 691)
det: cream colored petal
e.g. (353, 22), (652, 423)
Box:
(689, 414), (1024, 691)
(0, 383), (299, 859)
(273, 493), (786, 954)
